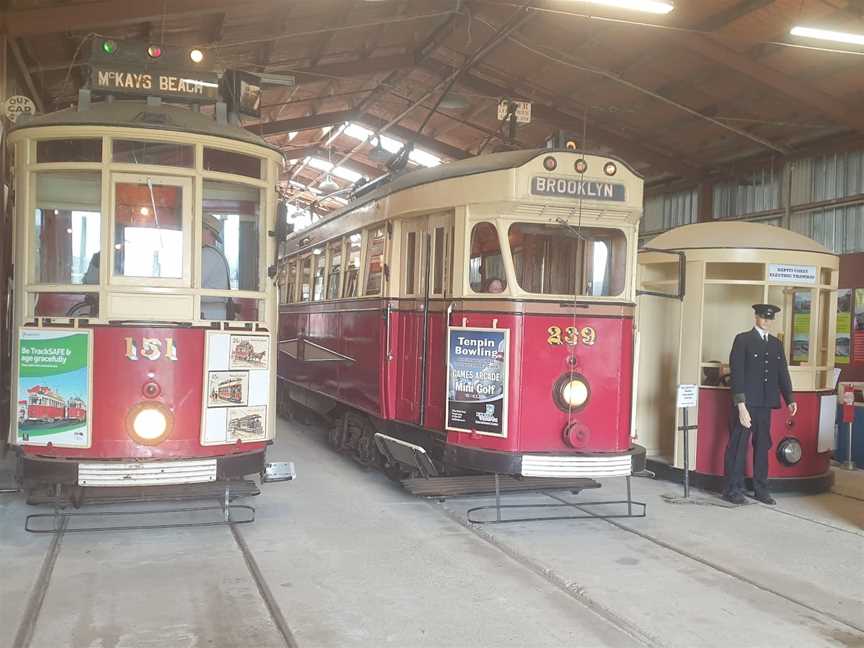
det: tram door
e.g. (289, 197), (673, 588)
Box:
(395, 212), (452, 429)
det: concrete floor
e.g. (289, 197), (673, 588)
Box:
(1, 419), (862, 648)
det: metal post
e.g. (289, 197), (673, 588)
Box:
(494, 473), (501, 523)
(682, 407), (690, 498)
(224, 485), (231, 523)
(846, 420), (856, 471)
(626, 476), (632, 516)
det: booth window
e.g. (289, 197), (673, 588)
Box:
(33, 172), (101, 285)
(327, 240), (343, 300)
(509, 223), (626, 296)
(202, 181), (260, 291)
(203, 148), (262, 179)
(36, 139), (102, 163)
(343, 233), (362, 298)
(312, 249), (326, 301)
(113, 140), (194, 167)
(364, 226), (386, 296)
(113, 182), (184, 280)
(469, 222), (506, 293)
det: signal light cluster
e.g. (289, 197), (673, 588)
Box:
(542, 155), (619, 177)
(99, 39), (205, 65)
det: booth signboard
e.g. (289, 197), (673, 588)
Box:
(16, 328), (92, 447)
(854, 289), (864, 366)
(837, 289), (852, 365)
(446, 327), (509, 437)
(767, 264), (817, 284)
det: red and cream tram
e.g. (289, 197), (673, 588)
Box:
(277, 149), (646, 479)
(5, 40), (287, 493)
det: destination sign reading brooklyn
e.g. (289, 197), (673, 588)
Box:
(531, 176), (626, 201)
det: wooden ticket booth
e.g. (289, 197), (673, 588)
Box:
(636, 222), (839, 492)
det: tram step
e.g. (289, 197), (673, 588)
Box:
(401, 475), (601, 498)
(27, 479), (260, 506)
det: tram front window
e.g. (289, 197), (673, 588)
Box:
(469, 222), (507, 293)
(508, 223), (627, 297)
(113, 182), (184, 279)
(34, 172), (101, 285)
(202, 181), (261, 292)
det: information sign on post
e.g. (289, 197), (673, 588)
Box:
(676, 384), (698, 498)
(676, 384), (698, 408)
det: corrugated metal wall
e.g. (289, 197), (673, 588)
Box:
(790, 150), (864, 205)
(791, 204), (864, 254)
(642, 188), (698, 234)
(712, 167), (780, 218)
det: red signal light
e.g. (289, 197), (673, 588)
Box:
(147, 45), (163, 59)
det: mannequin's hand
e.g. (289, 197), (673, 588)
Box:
(738, 403), (752, 429)
(788, 402), (798, 417)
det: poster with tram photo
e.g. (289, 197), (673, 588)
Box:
(16, 328), (92, 448)
(446, 327), (509, 437)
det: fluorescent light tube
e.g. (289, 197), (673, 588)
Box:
(577, 0), (674, 15)
(790, 26), (864, 46)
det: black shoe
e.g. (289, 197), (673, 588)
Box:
(753, 492), (776, 505)
(722, 492), (747, 505)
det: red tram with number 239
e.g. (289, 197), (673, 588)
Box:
(277, 149), (646, 482)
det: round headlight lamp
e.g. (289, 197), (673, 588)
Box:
(543, 156), (557, 171)
(603, 161), (618, 176)
(126, 402), (173, 445)
(777, 437), (802, 466)
(553, 373), (590, 412)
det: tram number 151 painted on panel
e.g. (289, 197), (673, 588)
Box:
(547, 326), (597, 347)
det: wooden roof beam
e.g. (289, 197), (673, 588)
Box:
(287, 54), (415, 85)
(677, 33), (864, 133)
(248, 109), (356, 137)
(354, 112), (470, 160)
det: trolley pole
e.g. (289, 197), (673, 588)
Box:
(676, 384), (699, 499)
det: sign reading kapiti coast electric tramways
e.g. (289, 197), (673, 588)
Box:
(89, 67), (219, 101)
(767, 263), (817, 285)
(446, 327), (509, 438)
(531, 176), (626, 201)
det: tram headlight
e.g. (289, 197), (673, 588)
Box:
(777, 437), (802, 466)
(604, 161), (618, 176)
(127, 402), (173, 445)
(553, 374), (590, 412)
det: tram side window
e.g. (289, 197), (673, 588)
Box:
(312, 249), (326, 301)
(469, 222), (506, 293)
(327, 240), (343, 300)
(33, 172), (101, 285)
(508, 223), (627, 296)
(202, 181), (261, 292)
(300, 256), (312, 302)
(432, 226), (446, 295)
(343, 233), (362, 298)
(203, 148), (262, 179)
(364, 226), (386, 296)
(281, 260), (297, 304)
(114, 182), (184, 280)
(405, 231), (417, 295)
(113, 140), (194, 167)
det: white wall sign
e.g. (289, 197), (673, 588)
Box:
(767, 264), (817, 285)
(4, 95), (36, 122)
(676, 384), (698, 409)
(497, 99), (531, 124)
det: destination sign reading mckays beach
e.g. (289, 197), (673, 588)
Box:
(89, 67), (219, 101)
(531, 176), (626, 201)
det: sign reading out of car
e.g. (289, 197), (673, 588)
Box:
(531, 176), (626, 201)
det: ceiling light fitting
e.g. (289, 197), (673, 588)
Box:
(790, 26), (864, 47)
(574, 0), (674, 15)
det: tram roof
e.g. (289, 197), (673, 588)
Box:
(646, 222), (835, 255)
(10, 100), (280, 153)
(294, 148), (639, 237)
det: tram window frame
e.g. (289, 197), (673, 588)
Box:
(36, 138), (102, 163)
(468, 222), (507, 295)
(326, 239), (344, 301)
(405, 230), (418, 296)
(508, 222), (628, 298)
(32, 171), (103, 287)
(112, 140), (195, 168)
(280, 259), (298, 304)
(363, 225), (387, 297)
(203, 147), (262, 179)
(342, 231), (363, 299)
(432, 225), (447, 297)
(311, 248), (326, 301)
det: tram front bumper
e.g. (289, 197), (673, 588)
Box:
(17, 450), (267, 487)
(445, 444), (647, 478)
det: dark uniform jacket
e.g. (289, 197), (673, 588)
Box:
(729, 328), (795, 409)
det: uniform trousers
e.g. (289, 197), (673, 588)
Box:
(723, 405), (773, 497)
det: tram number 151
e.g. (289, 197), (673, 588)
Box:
(125, 337), (179, 361)
(547, 326), (596, 347)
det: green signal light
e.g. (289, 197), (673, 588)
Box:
(101, 40), (118, 55)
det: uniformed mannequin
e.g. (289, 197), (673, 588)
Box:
(723, 304), (797, 505)
(201, 214), (232, 320)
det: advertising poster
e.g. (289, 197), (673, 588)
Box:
(202, 331), (271, 445)
(446, 327), (509, 437)
(854, 289), (864, 366)
(836, 289), (852, 365)
(16, 328), (91, 447)
(792, 291), (811, 363)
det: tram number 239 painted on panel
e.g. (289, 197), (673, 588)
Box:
(547, 326), (597, 347)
